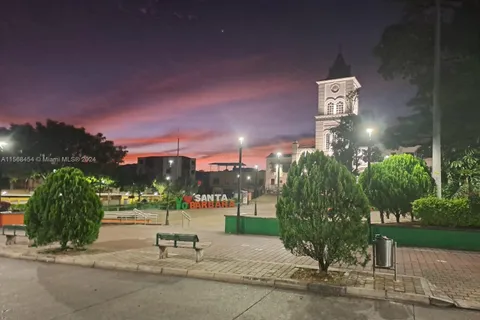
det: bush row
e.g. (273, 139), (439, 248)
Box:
(413, 196), (480, 228)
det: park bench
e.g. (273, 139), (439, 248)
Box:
(155, 233), (211, 263)
(2, 224), (27, 245)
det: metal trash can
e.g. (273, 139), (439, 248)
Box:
(375, 235), (394, 268)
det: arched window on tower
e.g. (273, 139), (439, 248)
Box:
(336, 101), (344, 114)
(327, 102), (335, 115)
(325, 133), (331, 151)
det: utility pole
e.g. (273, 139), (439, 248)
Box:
(432, 0), (442, 198)
(176, 128), (180, 186)
(236, 137), (244, 234)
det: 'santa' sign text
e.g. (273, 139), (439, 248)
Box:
(175, 194), (235, 210)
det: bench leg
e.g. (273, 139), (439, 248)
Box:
(195, 248), (204, 263)
(5, 235), (15, 245)
(159, 246), (168, 259)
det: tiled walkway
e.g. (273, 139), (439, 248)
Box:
(2, 224), (480, 305)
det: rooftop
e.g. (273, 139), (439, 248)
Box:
(325, 50), (352, 80)
(266, 153), (292, 158)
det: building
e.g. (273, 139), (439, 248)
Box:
(263, 51), (432, 192)
(197, 163), (265, 196)
(137, 156), (196, 183)
(265, 153), (291, 193)
(265, 51), (359, 191)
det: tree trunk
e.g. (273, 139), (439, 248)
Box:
(318, 260), (329, 273)
(380, 211), (385, 224)
(395, 214), (400, 223)
(318, 246), (329, 273)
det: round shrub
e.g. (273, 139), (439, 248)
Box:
(25, 167), (104, 249)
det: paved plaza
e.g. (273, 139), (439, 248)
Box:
(1, 195), (480, 311)
(2, 258), (479, 320)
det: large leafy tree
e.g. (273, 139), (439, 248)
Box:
(277, 151), (370, 273)
(375, 0), (480, 156)
(330, 113), (384, 174)
(360, 154), (434, 223)
(24, 167), (104, 249)
(358, 163), (393, 223)
(446, 147), (480, 197)
(0, 120), (127, 179)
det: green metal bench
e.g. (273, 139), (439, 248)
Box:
(2, 224), (27, 245)
(155, 233), (210, 262)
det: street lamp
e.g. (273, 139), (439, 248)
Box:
(247, 176), (251, 205)
(236, 137), (244, 234)
(254, 165), (258, 216)
(366, 128), (373, 239)
(0, 141), (8, 202)
(165, 176), (171, 226)
(276, 152), (282, 204)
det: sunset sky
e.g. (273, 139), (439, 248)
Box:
(0, 0), (414, 170)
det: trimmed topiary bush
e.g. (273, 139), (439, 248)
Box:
(413, 197), (480, 228)
(25, 167), (104, 249)
(277, 151), (370, 273)
(359, 154), (433, 223)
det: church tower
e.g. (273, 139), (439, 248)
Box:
(315, 50), (361, 155)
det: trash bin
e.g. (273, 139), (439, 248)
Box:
(375, 235), (393, 268)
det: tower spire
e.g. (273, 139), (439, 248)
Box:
(326, 47), (351, 80)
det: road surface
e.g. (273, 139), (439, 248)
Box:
(0, 258), (478, 320)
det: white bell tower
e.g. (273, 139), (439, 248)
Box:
(314, 51), (361, 155)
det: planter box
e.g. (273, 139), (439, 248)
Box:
(225, 215), (279, 236)
(371, 223), (480, 251)
(0, 213), (25, 226)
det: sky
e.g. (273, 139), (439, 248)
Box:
(0, 0), (415, 170)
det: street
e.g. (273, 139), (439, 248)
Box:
(0, 258), (478, 320)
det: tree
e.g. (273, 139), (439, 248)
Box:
(277, 151), (370, 273)
(0, 120), (127, 180)
(358, 164), (392, 224)
(24, 167), (104, 249)
(115, 164), (152, 200)
(375, 0), (480, 157)
(330, 114), (363, 174)
(152, 179), (167, 195)
(447, 147), (480, 197)
(330, 114), (385, 174)
(360, 154), (434, 223)
(86, 175), (116, 205)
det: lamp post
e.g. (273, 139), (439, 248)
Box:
(432, 0), (442, 198)
(236, 137), (244, 234)
(254, 165), (258, 216)
(247, 176), (251, 205)
(165, 176), (171, 225)
(366, 128), (373, 239)
(276, 152), (282, 204)
(0, 141), (8, 203)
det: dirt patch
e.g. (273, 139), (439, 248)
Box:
(36, 239), (153, 255)
(291, 268), (348, 285)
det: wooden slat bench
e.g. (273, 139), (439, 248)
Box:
(155, 233), (211, 263)
(2, 224), (27, 245)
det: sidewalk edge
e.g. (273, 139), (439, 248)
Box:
(0, 250), (473, 310)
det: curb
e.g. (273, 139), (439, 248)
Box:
(1, 250), (479, 311)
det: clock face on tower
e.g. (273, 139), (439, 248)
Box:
(331, 84), (340, 93)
